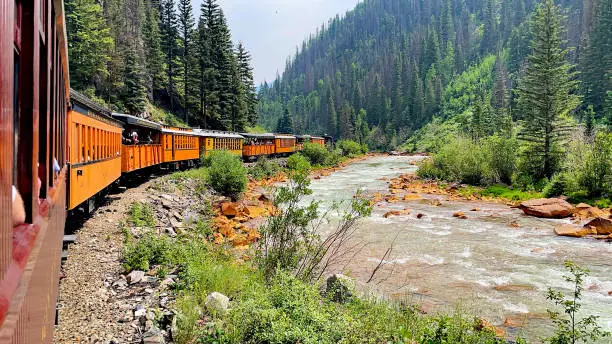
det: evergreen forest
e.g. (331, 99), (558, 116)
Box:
(65, 0), (258, 132)
(257, 0), (611, 150)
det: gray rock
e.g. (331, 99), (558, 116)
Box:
(142, 327), (165, 344)
(134, 308), (146, 318)
(204, 292), (230, 315)
(326, 274), (355, 303)
(165, 227), (177, 237)
(160, 194), (174, 201)
(127, 270), (145, 284)
(161, 199), (173, 210)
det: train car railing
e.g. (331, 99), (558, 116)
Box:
(121, 144), (163, 173)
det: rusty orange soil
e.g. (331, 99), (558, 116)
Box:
(210, 153), (381, 250)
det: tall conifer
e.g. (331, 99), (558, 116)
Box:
(516, 0), (580, 179)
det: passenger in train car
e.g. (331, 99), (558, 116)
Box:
(12, 185), (26, 227)
(131, 130), (139, 144)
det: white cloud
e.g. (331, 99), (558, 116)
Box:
(192, 0), (359, 84)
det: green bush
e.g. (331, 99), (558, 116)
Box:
(337, 139), (365, 157)
(128, 201), (156, 228)
(249, 157), (280, 180)
(301, 142), (329, 165)
(481, 134), (518, 185)
(123, 232), (172, 272)
(418, 137), (489, 185)
(207, 150), (247, 200)
(578, 132), (612, 198)
(543, 173), (569, 198)
(287, 153), (311, 171)
(323, 149), (343, 167)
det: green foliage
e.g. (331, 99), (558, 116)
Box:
(336, 140), (366, 157)
(287, 153), (311, 171)
(577, 132), (612, 198)
(481, 134), (518, 185)
(123, 232), (172, 272)
(248, 157), (281, 180)
(480, 185), (541, 202)
(516, 0), (580, 180)
(128, 201), (156, 228)
(207, 150), (247, 199)
(65, 0), (113, 90)
(543, 173), (569, 198)
(546, 261), (610, 344)
(300, 142), (331, 166)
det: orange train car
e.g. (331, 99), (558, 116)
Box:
(311, 136), (326, 146)
(67, 91), (123, 211)
(295, 135), (311, 151)
(112, 113), (164, 173)
(274, 134), (297, 156)
(242, 133), (276, 160)
(162, 126), (200, 167)
(194, 129), (244, 157)
(0, 0), (71, 342)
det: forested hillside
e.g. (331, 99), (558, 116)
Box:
(65, 0), (257, 131)
(258, 0), (611, 149)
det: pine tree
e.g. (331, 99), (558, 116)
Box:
(230, 54), (248, 132)
(196, 0), (220, 128)
(480, 0), (499, 56)
(124, 50), (148, 115)
(65, 0), (113, 91)
(178, 0), (196, 124)
(214, 11), (236, 130)
(160, 0), (180, 111)
(440, 0), (454, 46)
(142, 0), (166, 99)
(581, 0), (612, 115)
(584, 105), (596, 142)
(327, 93), (338, 137)
(516, 0), (580, 179)
(236, 42), (258, 126)
(276, 107), (293, 133)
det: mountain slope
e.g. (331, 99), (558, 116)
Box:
(257, 0), (600, 149)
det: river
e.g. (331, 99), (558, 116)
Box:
(305, 155), (612, 342)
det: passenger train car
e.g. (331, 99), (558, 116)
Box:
(0, 0), (328, 340)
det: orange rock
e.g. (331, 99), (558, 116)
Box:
(313, 175), (321, 180)
(231, 234), (250, 247)
(583, 217), (612, 235)
(429, 199), (442, 206)
(417, 213), (425, 219)
(510, 220), (521, 228)
(218, 223), (235, 237)
(403, 194), (422, 201)
(494, 284), (536, 292)
(554, 224), (596, 238)
(453, 211), (468, 219)
(384, 210), (403, 218)
(504, 315), (526, 328)
(213, 232), (224, 245)
(244, 205), (267, 219)
(221, 202), (238, 217)
(519, 198), (575, 218)
(474, 318), (505, 337)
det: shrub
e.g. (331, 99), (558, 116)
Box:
(418, 137), (489, 185)
(128, 201), (156, 228)
(123, 232), (172, 272)
(323, 149), (343, 167)
(249, 157), (280, 180)
(546, 261), (610, 344)
(578, 132), (612, 198)
(337, 139), (364, 157)
(481, 134), (518, 184)
(287, 153), (311, 171)
(543, 173), (569, 198)
(301, 142), (329, 166)
(207, 150), (247, 200)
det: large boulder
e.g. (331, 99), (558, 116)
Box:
(221, 202), (238, 217)
(554, 224), (597, 238)
(519, 198), (575, 218)
(205, 292), (230, 316)
(326, 274), (355, 303)
(584, 217), (612, 235)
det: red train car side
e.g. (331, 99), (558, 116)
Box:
(0, 0), (70, 342)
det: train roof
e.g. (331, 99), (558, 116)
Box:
(112, 113), (162, 130)
(275, 134), (296, 140)
(70, 89), (112, 117)
(161, 127), (199, 136)
(241, 133), (276, 139)
(311, 136), (325, 140)
(295, 135), (311, 139)
(193, 129), (244, 139)
(70, 89), (123, 127)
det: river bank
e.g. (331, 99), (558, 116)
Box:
(304, 155), (612, 342)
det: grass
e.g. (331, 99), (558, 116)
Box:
(128, 201), (156, 228)
(479, 185), (542, 202)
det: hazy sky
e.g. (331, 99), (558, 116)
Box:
(192, 0), (360, 84)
